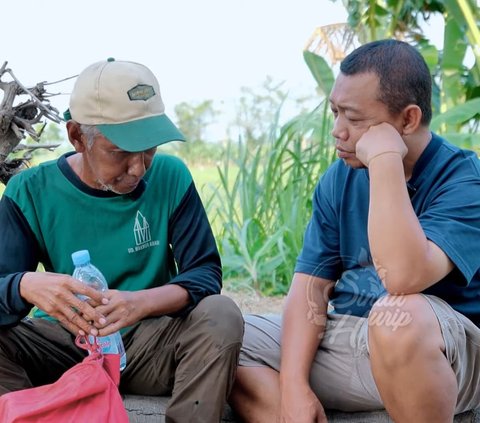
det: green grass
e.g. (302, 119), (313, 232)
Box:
(190, 165), (219, 188)
(190, 164), (223, 204)
(189, 163), (237, 237)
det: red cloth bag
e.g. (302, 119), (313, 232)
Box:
(0, 336), (129, 423)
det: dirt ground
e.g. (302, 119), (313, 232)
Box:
(222, 288), (285, 315)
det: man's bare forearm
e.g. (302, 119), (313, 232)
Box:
(368, 154), (452, 293)
(280, 273), (333, 386)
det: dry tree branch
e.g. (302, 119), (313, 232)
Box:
(0, 61), (67, 184)
(14, 142), (61, 153)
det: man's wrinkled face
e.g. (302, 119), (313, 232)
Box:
(81, 133), (156, 194)
(329, 72), (401, 169)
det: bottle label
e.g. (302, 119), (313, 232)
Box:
(88, 335), (119, 354)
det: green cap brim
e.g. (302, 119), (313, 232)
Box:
(97, 114), (185, 152)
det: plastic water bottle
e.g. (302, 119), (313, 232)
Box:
(71, 250), (126, 371)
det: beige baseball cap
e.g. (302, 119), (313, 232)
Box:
(64, 58), (185, 152)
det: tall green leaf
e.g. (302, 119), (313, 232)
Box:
(431, 98), (480, 130)
(303, 51), (335, 96)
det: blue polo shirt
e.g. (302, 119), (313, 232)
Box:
(295, 133), (480, 326)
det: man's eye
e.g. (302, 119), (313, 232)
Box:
(346, 116), (361, 122)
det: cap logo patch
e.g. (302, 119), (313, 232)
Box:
(128, 84), (155, 101)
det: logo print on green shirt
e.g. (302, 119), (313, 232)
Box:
(134, 211), (151, 245)
(128, 210), (160, 254)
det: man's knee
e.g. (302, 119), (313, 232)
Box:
(368, 294), (444, 366)
(190, 295), (244, 345)
(230, 366), (280, 421)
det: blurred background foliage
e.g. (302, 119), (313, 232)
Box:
(1, 0), (478, 296)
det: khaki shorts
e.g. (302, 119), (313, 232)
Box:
(239, 295), (480, 414)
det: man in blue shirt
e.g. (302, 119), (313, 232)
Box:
(230, 40), (480, 422)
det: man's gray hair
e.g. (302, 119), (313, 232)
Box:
(79, 124), (102, 149)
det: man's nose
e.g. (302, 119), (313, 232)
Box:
(331, 117), (347, 141)
(128, 153), (146, 177)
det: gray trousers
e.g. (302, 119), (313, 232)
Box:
(0, 295), (244, 423)
(240, 295), (480, 414)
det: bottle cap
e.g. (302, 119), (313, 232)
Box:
(71, 250), (91, 266)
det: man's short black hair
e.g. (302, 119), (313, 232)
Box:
(340, 39), (432, 125)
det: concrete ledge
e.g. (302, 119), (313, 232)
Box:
(123, 395), (480, 422)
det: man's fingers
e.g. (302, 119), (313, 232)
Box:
(72, 295), (106, 325)
(97, 319), (123, 337)
(72, 280), (108, 305)
(54, 289), (106, 335)
(57, 305), (99, 336)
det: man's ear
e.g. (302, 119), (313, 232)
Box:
(66, 121), (87, 152)
(401, 105), (423, 135)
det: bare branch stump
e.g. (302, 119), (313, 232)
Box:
(0, 61), (64, 184)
